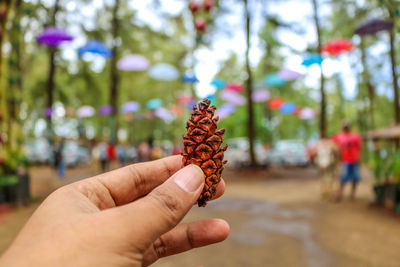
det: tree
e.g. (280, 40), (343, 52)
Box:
(311, 0), (326, 138)
(243, 0), (257, 166)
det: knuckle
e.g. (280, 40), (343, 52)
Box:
(152, 236), (167, 258)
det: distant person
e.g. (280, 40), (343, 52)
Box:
(331, 121), (362, 201)
(117, 144), (127, 166)
(138, 141), (151, 162)
(314, 139), (339, 199)
(98, 142), (108, 172)
(55, 140), (65, 178)
(107, 142), (116, 169)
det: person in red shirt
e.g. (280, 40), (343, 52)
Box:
(331, 121), (362, 201)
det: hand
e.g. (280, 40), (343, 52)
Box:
(0, 155), (229, 267)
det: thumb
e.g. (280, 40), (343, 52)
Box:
(112, 164), (205, 250)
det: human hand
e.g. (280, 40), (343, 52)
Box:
(0, 155), (229, 267)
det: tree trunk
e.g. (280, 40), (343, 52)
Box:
(389, 26), (399, 124)
(109, 0), (120, 143)
(0, 1), (12, 139)
(244, 0), (257, 166)
(360, 37), (375, 129)
(45, 0), (60, 140)
(311, 0), (326, 138)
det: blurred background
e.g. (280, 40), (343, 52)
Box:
(0, 0), (400, 266)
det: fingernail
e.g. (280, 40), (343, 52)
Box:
(174, 165), (204, 192)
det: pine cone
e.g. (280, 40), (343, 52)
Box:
(182, 98), (228, 207)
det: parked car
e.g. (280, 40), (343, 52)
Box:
(25, 138), (52, 164)
(266, 140), (309, 167)
(63, 141), (90, 167)
(224, 137), (269, 168)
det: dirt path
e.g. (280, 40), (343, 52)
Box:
(0, 165), (399, 267)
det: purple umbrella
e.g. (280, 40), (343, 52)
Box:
(98, 105), (113, 115)
(121, 101), (140, 113)
(252, 90), (270, 102)
(155, 107), (174, 123)
(117, 54), (150, 71)
(44, 107), (53, 117)
(76, 106), (95, 118)
(355, 18), (394, 36)
(37, 27), (73, 46)
(215, 104), (236, 119)
(278, 69), (301, 81)
(220, 90), (246, 106)
(299, 108), (315, 119)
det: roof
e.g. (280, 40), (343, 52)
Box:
(364, 125), (400, 140)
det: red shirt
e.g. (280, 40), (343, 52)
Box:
(331, 132), (362, 163)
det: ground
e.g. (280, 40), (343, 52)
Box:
(0, 163), (399, 267)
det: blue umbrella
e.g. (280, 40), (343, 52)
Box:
(149, 63), (179, 81)
(264, 74), (286, 87)
(301, 53), (323, 67)
(280, 103), (297, 114)
(146, 99), (163, 110)
(210, 78), (226, 90)
(78, 40), (112, 58)
(187, 100), (197, 110)
(181, 71), (198, 83)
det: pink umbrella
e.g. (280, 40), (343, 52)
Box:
(252, 90), (270, 102)
(278, 69), (301, 81)
(117, 54), (150, 71)
(178, 94), (195, 104)
(220, 90), (246, 105)
(37, 27), (73, 46)
(225, 83), (244, 92)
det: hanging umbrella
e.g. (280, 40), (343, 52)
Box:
(301, 53), (323, 67)
(321, 39), (355, 57)
(299, 108), (315, 119)
(149, 63), (179, 81)
(187, 100), (197, 110)
(215, 104), (236, 119)
(155, 107), (174, 123)
(146, 98), (163, 110)
(210, 78), (226, 90)
(355, 18), (394, 36)
(169, 105), (184, 117)
(264, 74), (286, 87)
(98, 105), (113, 115)
(225, 82), (244, 92)
(121, 101), (140, 113)
(268, 98), (284, 109)
(181, 71), (198, 83)
(37, 27), (73, 46)
(78, 40), (112, 58)
(44, 107), (53, 117)
(280, 103), (297, 114)
(117, 54), (150, 71)
(278, 69), (301, 81)
(76, 106), (95, 118)
(220, 90), (246, 105)
(252, 90), (270, 102)
(178, 94), (195, 104)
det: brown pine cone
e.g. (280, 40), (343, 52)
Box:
(182, 98), (228, 207)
